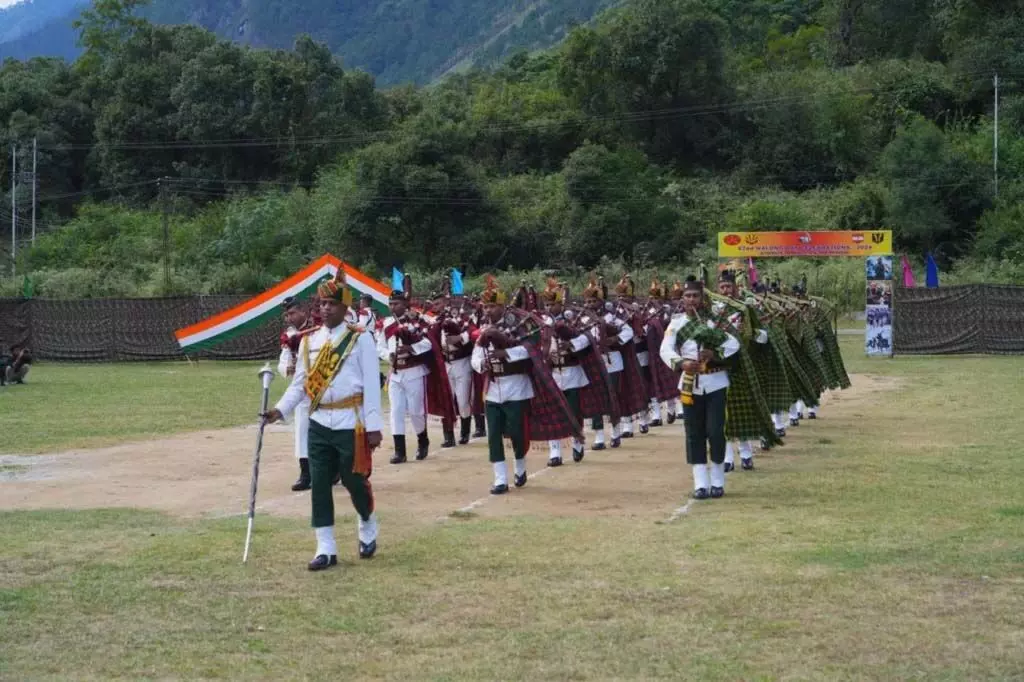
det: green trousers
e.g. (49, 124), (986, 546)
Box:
(308, 421), (374, 528)
(564, 387), (581, 421)
(591, 372), (620, 430)
(683, 388), (727, 465)
(486, 399), (529, 463)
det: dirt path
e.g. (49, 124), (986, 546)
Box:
(0, 374), (898, 524)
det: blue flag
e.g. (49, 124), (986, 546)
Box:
(925, 253), (940, 288)
(392, 267), (404, 292)
(451, 268), (464, 295)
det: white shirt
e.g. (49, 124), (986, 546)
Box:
(659, 313), (740, 395)
(377, 315), (433, 383)
(636, 323), (651, 367)
(550, 332), (591, 391)
(595, 313), (634, 373)
(471, 343), (535, 403)
(276, 324), (384, 432)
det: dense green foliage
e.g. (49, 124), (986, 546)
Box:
(0, 0), (619, 85)
(2, 0), (1024, 304)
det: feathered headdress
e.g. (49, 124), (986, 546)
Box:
(480, 274), (507, 305)
(614, 273), (635, 298)
(582, 274), (604, 300)
(539, 277), (562, 304)
(318, 266), (352, 305)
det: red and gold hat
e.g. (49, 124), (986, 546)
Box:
(582, 275), (603, 301)
(318, 268), (352, 305)
(480, 274), (507, 305)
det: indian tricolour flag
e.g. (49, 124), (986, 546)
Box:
(174, 254), (390, 352)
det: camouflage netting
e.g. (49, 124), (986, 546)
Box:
(893, 285), (1024, 355)
(0, 297), (279, 361)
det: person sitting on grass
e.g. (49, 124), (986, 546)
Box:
(4, 344), (32, 385)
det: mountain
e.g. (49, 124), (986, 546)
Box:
(0, 0), (620, 84)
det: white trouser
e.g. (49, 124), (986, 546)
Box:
(447, 358), (473, 418)
(389, 375), (427, 436)
(293, 401), (309, 461)
(725, 441), (754, 464)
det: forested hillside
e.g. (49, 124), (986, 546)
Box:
(0, 0), (620, 85)
(2, 0), (1023, 302)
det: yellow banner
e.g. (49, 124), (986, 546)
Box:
(718, 230), (893, 258)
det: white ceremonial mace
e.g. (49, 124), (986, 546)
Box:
(243, 363), (275, 564)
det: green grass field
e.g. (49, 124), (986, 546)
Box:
(2, 339), (1024, 680)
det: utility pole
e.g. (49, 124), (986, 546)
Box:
(994, 73), (999, 199)
(10, 144), (16, 277)
(161, 176), (170, 295)
(31, 137), (37, 247)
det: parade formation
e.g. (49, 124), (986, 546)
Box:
(267, 262), (851, 571)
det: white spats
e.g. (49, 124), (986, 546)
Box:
(513, 458), (527, 477)
(358, 513), (379, 545)
(611, 423), (621, 439)
(710, 462), (726, 488)
(315, 525), (337, 557)
(772, 412), (785, 430)
(725, 442), (736, 465)
(739, 441), (754, 460)
(692, 464), (710, 491)
(621, 419), (633, 435)
(492, 461), (508, 487)
(594, 430), (606, 446)
(789, 403), (800, 420)
(572, 439), (585, 453)
(548, 440), (562, 460)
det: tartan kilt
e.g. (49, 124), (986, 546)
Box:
(724, 348), (781, 445)
(771, 323), (820, 406)
(645, 317), (684, 402)
(579, 332), (621, 421)
(424, 325), (458, 424)
(811, 310), (851, 389)
(524, 342), (583, 444)
(616, 340), (649, 417)
(751, 339), (794, 413)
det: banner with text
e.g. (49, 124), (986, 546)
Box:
(718, 230), (893, 258)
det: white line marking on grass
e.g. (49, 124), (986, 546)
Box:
(441, 465), (554, 521)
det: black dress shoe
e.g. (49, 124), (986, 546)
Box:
(741, 458), (754, 471)
(308, 554), (338, 571)
(592, 442), (606, 451)
(639, 424), (649, 434)
(710, 486), (725, 499)
(789, 418), (799, 427)
(760, 438), (772, 451)
(808, 413), (817, 420)
(391, 435), (407, 464)
(472, 414), (487, 438)
(666, 413), (676, 425)
(572, 447), (585, 463)
(458, 417), (472, 445)
(611, 437), (622, 449)
(676, 413), (685, 421)
(514, 472), (527, 488)
(798, 412), (805, 420)
(291, 459), (311, 491)
(547, 457), (563, 467)
(415, 432), (430, 460)
(621, 431), (634, 439)
(650, 419), (663, 427)
(776, 428), (787, 438)
(441, 428), (456, 449)
(358, 540), (377, 559)
(724, 462), (734, 473)
(693, 488), (710, 500)
(490, 483), (509, 495)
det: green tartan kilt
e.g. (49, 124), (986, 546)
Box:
(724, 348), (781, 445)
(769, 324), (819, 408)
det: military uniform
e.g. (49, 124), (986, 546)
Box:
(540, 280), (590, 466)
(273, 273), (383, 570)
(660, 278), (740, 500)
(378, 289), (434, 463)
(277, 297), (320, 491)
